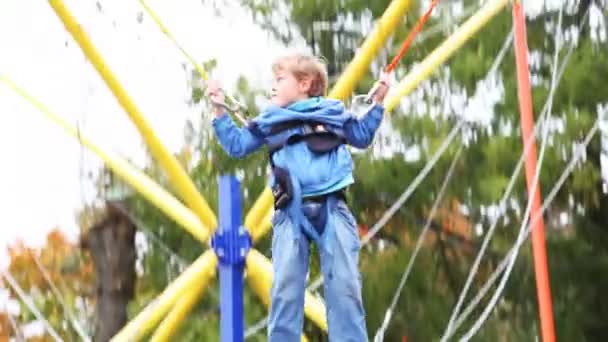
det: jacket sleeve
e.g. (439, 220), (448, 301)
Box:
(343, 104), (384, 148)
(212, 113), (265, 158)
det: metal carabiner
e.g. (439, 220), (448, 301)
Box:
(209, 90), (249, 125)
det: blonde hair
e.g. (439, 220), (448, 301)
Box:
(272, 53), (328, 97)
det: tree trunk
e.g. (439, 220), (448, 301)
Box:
(81, 201), (136, 342)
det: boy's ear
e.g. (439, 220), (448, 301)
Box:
(298, 77), (312, 94)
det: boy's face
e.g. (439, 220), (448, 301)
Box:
(271, 68), (311, 107)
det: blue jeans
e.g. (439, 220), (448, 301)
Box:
(268, 198), (368, 342)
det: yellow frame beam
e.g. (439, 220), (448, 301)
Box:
(245, 188), (274, 242)
(384, 0), (510, 111)
(147, 248), (323, 341)
(149, 272), (215, 342)
(0, 75), (210, 244)
(48, 0), (218, 235)
(111, 250), (218, 342)
(328, 0), (413, 100)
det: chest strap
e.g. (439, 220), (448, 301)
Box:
(266, 120), (346, 156)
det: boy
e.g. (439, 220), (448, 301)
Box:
(207, 53), (389, 341)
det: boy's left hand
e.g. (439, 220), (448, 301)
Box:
(373, 72), (391, 103)
(206, 79), (227, 117)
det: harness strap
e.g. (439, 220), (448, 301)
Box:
(261, 120), (348, 210)
(266, 121), (346, 155)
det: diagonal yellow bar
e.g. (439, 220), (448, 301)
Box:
(245, 187), (274, 242)
(111, 250), (218, 342)
(249, 204), (273, 243)
(0, 75), (210, 244)
(150, 248), (312, 341)
(246, 249), (328, 332)
(150, 271), (215, 341)
(328, 0), (413, 100)
(48, 0), (218, 234)
(384, 0), (510, 112)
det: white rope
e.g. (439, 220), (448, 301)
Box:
(373, 145), (463, 342)
(380, 28), (515, 341)
(361, 122), (464, 246)
(6, 310), (24, 341)
(1, 271), (63, 341)
(442, 13), (576, 337)
(458, 30), (557, 341)
(441, 6), (587, 341)
(455, 7), (592, 340)
(244, 316), (269, 339)
(460, 133), (548, 341)
(447, 119), (599, 340)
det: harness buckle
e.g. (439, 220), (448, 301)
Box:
(209, 90), (249, 125)
(271, 167), (294, 210)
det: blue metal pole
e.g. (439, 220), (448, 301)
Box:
(212, 175), (251, 342)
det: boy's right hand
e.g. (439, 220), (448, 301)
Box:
(372, 72), (391, 104)
(206, 80), (226, 117)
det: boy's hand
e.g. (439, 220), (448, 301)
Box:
(206, 80), (226, 117)
(372, 72), (391, 104)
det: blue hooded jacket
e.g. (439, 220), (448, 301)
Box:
(212, 97), (384, 198)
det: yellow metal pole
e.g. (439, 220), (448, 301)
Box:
(384, 0), (510, 112)
(0, 75), (210, 244)
(249, 205), (273, 243)
(47, 0), (218, 234)
(111, 250), (218, 342)
(150, 270), (215, 341)
(246, 249), (328, 332)
(328, 0), (412, 100)
(244, 187), (274, 242)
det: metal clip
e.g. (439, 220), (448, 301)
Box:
(210, 90), (249, 125)
(363, 81), (381, 105)
(351, 93), (377, 118)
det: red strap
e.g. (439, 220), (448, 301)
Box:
(385, 0), (440, 73)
